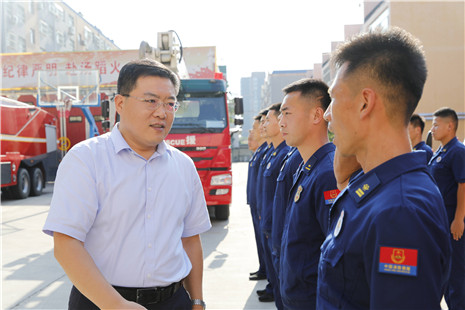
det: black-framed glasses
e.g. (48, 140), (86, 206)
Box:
(122, 94), (180, 112)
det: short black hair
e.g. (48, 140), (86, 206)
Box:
(268, 103), (282, 116)
(117, 58), (180, 96)
(410, 114), (426, 134)
(282, 78), (331, 111)
(332, 27), (427, 124)
(434, 107), (458, 132)
(259, 109), (269, 117)
(254, 114), (262, 121)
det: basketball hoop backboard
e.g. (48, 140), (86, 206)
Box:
(37, 70), (100, 107)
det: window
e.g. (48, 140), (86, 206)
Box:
(56, 32), (64, 45)
(7, 33), (16, 52)
(30, 29), (35, 44)
(369, 9), (390, 32)
(17, 5), (25, 25)
(40, 21), (49, 35)
(18, 37), (26, 52)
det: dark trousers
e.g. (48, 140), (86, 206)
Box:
(68, 285), (191, 310)
(250, 204), (266, 275)
(262, 231), (283, 309)
(445, 232), (465, 310)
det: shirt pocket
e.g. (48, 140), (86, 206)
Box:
(319, 236), (344, 305)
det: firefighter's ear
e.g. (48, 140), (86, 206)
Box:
(114, 94), (124, 114)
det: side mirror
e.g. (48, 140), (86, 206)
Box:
(234, 116), (244, 126)
(234, 97), (243, 115)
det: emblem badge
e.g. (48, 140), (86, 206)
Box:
(334, 210), (344, 237)
(436, 156), (442, 163)
(294, 185), (303, 202)
(267, 162), (271, 169)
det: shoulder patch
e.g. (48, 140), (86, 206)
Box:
(378, 246), (418, 276)
(324, 189), (340, 205)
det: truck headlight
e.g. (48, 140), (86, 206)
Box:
(210, 174), (232, 186)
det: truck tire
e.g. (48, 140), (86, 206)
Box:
(30, 167), (44, 196)
(215, 205), (230, 221)
(11, 168), (31, 199)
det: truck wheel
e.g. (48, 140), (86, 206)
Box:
(11, 168), (31, 199)
(30, 167), (44, 196)
(215, 205), (230, 221)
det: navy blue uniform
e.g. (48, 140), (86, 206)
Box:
(318, 152), (451, 309)
(413, 141), (433, 163)
(256, 143), (274, 294)
(280, 143), (338, 309)
(429, 137), (465, 310)
(260, 141), (290, 309)
(247, 142), (269, 276)
(271, 148), (301, 273)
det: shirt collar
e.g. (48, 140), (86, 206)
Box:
(301, 143), (335, 175)
(347, 151), (426, 205)
(413, 141), (426, 150)
(110, 123), (172, 158)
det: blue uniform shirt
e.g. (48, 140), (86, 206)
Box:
(413, 141), (433, 164)
(280, 143), (338, 309)
(429, 137), (465, 218)
(248, 142), (269, 208)
(256, 144), (273, 217)
(247, 142), (267, 206)
(261, 141), (290, 234)
(271, 148), (302, 257)
(317, 152), (451, 310)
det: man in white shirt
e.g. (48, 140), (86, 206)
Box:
(43, 59), (211, 310)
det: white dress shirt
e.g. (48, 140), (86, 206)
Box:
(43, 124), (211, 287)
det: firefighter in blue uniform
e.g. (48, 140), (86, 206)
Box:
(254, 110), (275, 298)
(271, 147), (301, 277)
(429, 107), (465, 310)
(318, 28), (451, 309)
(260, 103), (290, 308)
(247, 114), (267, 281)
(409, 113), (433, 163)
(278, 78), (338, 309)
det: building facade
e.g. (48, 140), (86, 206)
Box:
(363, 0), (465, 148)
(1, 1), (118, 54)
(240, 72), (266, 139)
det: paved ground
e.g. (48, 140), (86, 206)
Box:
(2, 162), (275, 310)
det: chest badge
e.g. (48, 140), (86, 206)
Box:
(294, 185), (303, 202)
(436, 156), (442, 163)
(334, 210), (344, 237)
(267, 162), (271, 169)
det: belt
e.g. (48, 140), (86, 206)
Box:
(113, 281), (183, 305)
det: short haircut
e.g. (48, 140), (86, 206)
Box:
(268, 103), (282, 116)
(331, 27), (427, 125)
(410, 114), (426, 134)
(260, 109), (269, 117)
(434, 107), (458, 131)
(254, 114), (262, 121)
(117, 58), (180, 96)
(282, 78), (331, 111)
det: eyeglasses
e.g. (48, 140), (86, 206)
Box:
(122, 94), (180, 112)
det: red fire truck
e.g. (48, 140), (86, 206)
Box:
(1, 97), (60, 199)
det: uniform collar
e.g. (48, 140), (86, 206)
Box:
(413, 141), (426, 150)
(270, 140), (287, 156)
(110, 123), (171, 158)
(440, 136), (459, 153)
(300, 143), (335, 175)
(347, 152), (426, 205)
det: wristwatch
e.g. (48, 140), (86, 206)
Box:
(192, 299), (206, 309)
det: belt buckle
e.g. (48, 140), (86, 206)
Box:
(136, 287), (161, 305)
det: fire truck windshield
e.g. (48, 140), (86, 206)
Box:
(171, 95), (227, 134)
